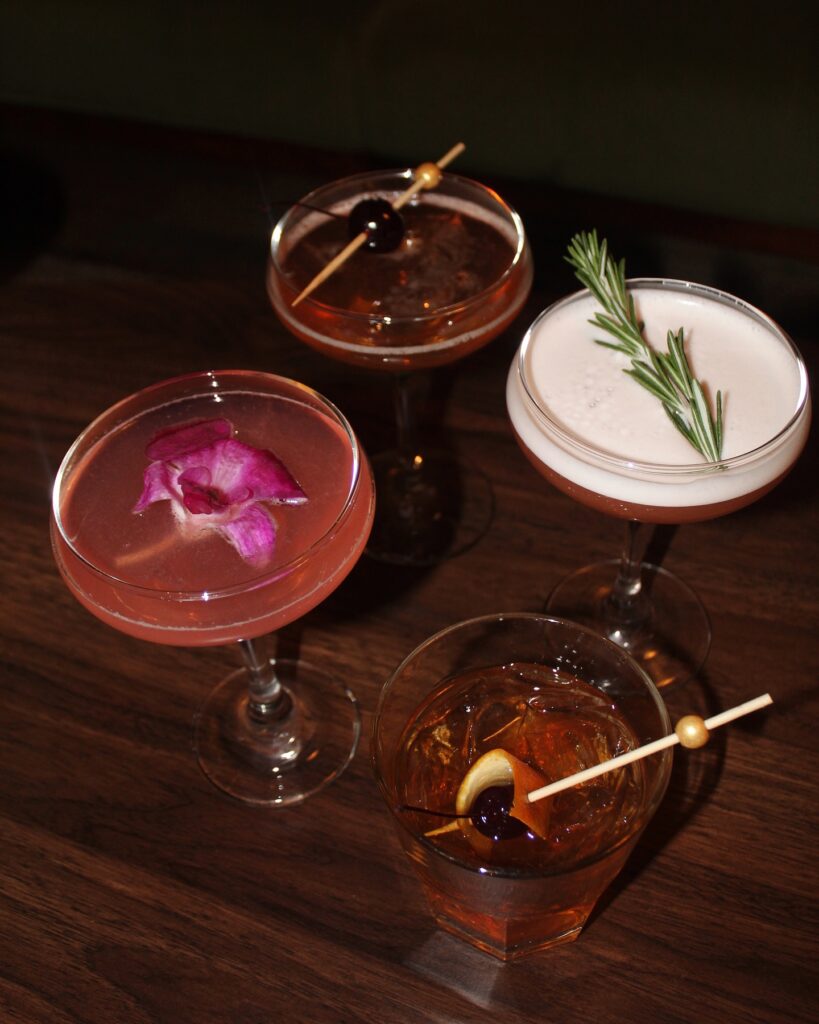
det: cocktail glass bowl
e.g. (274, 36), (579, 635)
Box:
(268, 169), (533, 565)
(51, 370), (374, 805)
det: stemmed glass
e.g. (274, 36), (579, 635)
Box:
(507, 280), (811, 688)
(51, 370), (375, 805)
(267, 168), (533, 565)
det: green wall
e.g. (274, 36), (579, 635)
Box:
(2, 0), (817, 227)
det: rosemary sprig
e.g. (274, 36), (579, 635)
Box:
(565, 230), (723, 462)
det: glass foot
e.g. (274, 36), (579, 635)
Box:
(194, 657), (360, 805)
(545, 560), (711, 689)
(365, 448), (494, 566)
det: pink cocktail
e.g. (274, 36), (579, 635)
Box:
(51, 370), (375, 805)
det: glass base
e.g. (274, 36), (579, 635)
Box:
(194, 657), (360, 806)
(365, 448), (494, 566)
(432, 912), (583, 962)
(545, 560), (711, 689)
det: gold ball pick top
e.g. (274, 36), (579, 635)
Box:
(675, 714), (710, 749)
(290, 142), (466, 308)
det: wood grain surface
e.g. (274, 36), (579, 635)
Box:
(1, 107), (817, 1024)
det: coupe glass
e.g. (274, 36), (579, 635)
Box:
(507, 280), (811, 688)
(51, 370), (375, 805)
(267, 168), (533, 565)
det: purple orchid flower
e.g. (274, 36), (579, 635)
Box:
(133, 418), (307, 567)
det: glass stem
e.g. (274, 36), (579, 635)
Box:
(239, 637), (292, 724)
(393, 372), (419, 457)
(606, 521), (652, 622)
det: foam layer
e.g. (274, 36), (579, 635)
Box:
(507, 283), (810, 513)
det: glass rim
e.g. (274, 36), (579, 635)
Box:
(372, 611), (672, 879)
(51, 369), (366, 601)
(269, 168), (529, 330)
(516, 278), (811, 476)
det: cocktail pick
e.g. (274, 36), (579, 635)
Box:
(525, 693), (773, 804)
(291, 142), (466, 307)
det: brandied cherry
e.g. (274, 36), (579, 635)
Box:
(469, 784), (528, 840)
(348, 198), (404, 253)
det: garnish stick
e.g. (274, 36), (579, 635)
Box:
(526, 693), (772, 804)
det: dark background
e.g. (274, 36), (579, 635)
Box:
(1, 0), (817, 228)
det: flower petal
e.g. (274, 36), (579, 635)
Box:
(145, 418), (233, 461)
(218, 504), (278, 567)
(177, 466), (232, 515)
(205, 440), (308, 505)
(133, 461), (178, 512)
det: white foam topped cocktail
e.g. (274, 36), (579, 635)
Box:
(507, 278), (811, 686)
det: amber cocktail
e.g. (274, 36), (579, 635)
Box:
(372, 614), (672, 960)
(268, 169), (532, 564)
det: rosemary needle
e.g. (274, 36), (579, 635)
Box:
(565, 230), (724, 462)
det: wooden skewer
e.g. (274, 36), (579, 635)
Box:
(291, 142), (466, 307)
(290, 232), (370, 308)
(525, 693), (773, 804)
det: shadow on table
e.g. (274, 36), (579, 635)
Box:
(586, 665), (728, 928)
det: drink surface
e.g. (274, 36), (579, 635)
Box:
(396, 664), (644, 873)
(52, 382), (373, 645)
(62, 391), (353, 591)
(507, 284), (810, 517)
(269, 178), (533, 372)
(284, 199), (516, 320)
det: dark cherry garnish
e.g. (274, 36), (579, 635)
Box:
(469, 784), (528, 841)
(348, 198), (404, 253)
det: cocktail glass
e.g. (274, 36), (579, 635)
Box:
(51, 370), (375, 805)
(507, 280), (811, 688)
(267, 168), (533, 565)
(372, 612), (672, 960)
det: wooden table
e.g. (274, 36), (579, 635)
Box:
(1, 108), (817, 1024)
